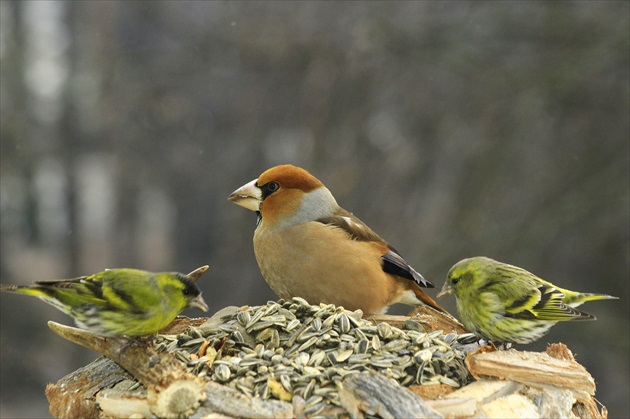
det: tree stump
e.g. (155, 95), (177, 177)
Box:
(45, 302), (607, 418)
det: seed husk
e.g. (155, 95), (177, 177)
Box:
(377, 322), (393, 339)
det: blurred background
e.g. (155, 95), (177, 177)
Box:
(0, 1), (628, 417)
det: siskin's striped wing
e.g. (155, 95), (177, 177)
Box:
(504, 284), (595, 321)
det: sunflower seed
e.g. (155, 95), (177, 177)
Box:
(248, 321), (277, 332)
(337, 313), (351, 334)
(239, 357), (263, 367)
(292, 297), (310, 306)
(415, 349), (433, 364)
(322, 314), (336, 329)
(311, 318), (322, 331)
(402, 319), (425, 332)
(237, 310), (251, 326)
(261, 315), (287, 324)
(215, 364), (231, 382)
(334, 348), (354, 363)
(377, 322), (393, 339)
(269, 329), (280, 349)
(286, 318), (301, 331)
(280, 374), (292, 392)
(231, 330), (245, 344)
(382, 339), (408, 352)
(308, 350), (326, 367)
(181, 337), (206, 347)
(372, 334), (382, 351)
(297, 336), (318, 352)
(246, 308), (266, 329)
(302, 378), (316, 399)
(347, 354), (371, 364)
(355, 338), (369, 354)
(254, 343), (265, 357)
(293, 351), (310, 367)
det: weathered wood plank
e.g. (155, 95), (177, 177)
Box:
(46, 356), (132, 418)
(339, 371), (443, 419)
(466, 346), (596, 399)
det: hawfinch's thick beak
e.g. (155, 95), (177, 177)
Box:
(228, 178), (262, 212)
(436, 282), (453, 298)
(189, 294), (209, 312)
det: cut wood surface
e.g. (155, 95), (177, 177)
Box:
(466, 344), (596, 399)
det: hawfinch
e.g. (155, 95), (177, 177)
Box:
(228, 164), (446, 314)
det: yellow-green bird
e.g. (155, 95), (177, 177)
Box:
(437, 257), (617, 344)
(0, 266), (210, 337)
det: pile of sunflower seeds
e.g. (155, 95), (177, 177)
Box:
(155, 298), (473, 414)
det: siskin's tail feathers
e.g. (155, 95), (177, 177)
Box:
(0, 284), (22, 292)
(565, 292), (618, 308)
(0, 284), (45, 297)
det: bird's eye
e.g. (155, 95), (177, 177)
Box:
(267, 181), (280, 192)
(260, 181), (280, 200)
(451, 277), (460, 285)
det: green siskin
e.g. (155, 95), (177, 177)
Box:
(437, 256), (617, 344)
(0, 266), (209, 337)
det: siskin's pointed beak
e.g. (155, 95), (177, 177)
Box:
(436, 282), (453, 298)
(228, 178), (262, 212)
(189, 294), (209, 312)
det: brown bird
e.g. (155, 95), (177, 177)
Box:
(228, 164), (446, 314)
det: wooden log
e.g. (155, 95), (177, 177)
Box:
(339, 371), (443, 419)
(465, 345), (596, 401)
(44, 308), (608, 419)
(423, 380), (522, 417)
(95, 379), (151, 418)
(198, 381), (293, 418)
(481, 393), (540, 418)
(46, 356), (131, 418)
(47, 321), (205, 418)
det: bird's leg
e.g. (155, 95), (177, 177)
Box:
(486, 341), (513, 351)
